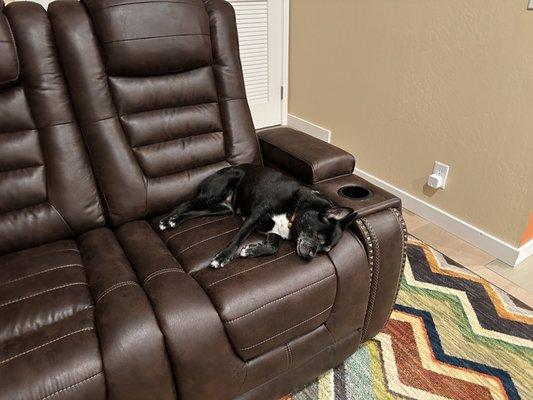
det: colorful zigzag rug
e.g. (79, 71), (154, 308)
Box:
(285, 236), (533, 400)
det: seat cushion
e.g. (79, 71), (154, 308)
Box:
(115, 218), (370, 399)
(157, 215), (338, 360)
(0, 240), (105, 400)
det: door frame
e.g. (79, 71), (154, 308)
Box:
(281, 0), (290, 125)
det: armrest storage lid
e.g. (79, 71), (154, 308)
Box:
(258, 127), (355, 184)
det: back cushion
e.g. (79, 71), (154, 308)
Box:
(50, 0), (261, 226)
(0, 4), (18, 89)
(0, 2), (104, 255)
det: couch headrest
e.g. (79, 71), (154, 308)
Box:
(81, 0), (213, 76)
(0, 6), (19, 89)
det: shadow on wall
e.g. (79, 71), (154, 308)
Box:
(411, 176), (438, 198)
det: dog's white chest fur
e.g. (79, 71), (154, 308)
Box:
(268, 214), (290, 239)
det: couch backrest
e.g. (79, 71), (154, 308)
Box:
(0, 1), (104, 255)
(50, 0), (262, 226)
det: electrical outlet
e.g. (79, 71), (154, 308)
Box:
(529, 0), (533, 10)
(432, 161), (450, 189)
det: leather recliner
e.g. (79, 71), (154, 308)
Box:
(0, 1), (406, 399)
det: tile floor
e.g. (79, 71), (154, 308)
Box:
(402, 208), (533, 307)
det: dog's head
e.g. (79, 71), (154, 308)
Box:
(292, 206), (357, 260)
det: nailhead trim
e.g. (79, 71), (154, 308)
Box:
(359, 216), (380, 340)
(387, 208), (408, 321)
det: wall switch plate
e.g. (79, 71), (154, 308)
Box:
(529, 0), (533, 9)
(431, 161), (450, 189)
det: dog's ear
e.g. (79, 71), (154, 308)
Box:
(321, 207), (358, 229)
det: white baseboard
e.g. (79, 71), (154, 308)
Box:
(516, 239), (533, 266)
(354, 167), (530, 267)
(287, 114), (331, 142)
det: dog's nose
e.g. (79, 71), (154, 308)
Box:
(300, 249), (316, 261)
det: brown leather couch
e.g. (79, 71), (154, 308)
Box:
(0, 1), (406, 399)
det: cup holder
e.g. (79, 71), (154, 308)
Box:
(338, 185), (373, 200)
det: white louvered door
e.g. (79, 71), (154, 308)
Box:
(228, 0), (284, 128)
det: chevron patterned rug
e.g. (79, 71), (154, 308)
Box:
(284, 236), (533, 400)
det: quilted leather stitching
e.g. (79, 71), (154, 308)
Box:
(0, 327), (94, 365)
(206, 251), (296, 288)
(95, 280), (139, 303)
(223, 273), (336, 324)
(0, 282), (89, 309)
(237, 305), (333, 351)
(0, 264), (83, 287)
(40, 371), (103, 400)
(144, 267), (184, 285)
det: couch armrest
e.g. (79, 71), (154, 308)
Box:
(258, 126), (355, 184)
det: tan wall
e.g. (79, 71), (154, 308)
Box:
(289, 0), (533, 246)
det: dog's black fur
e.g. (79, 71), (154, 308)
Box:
(158, 164), (357, 268)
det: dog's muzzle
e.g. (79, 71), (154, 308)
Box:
(296, 237), (318, 261)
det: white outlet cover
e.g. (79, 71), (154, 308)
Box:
(529, 0), (533, 9)
(432, 161), (450, 189)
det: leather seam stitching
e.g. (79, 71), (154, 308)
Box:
(206, 250), (295, 288)
(0, 121), (77, 135)
(0, 327), (94, 365)
(79, 116), (115, 126)
(40, 371), (103, 400)
(96, 281), (139, 303)
(0, 163), (43, 175)
(219, 98), (246, 103)
(103, 33), (209, 45)
(48, 203), (75, 236)
(131, 130), (223, 151)
(164, 215), (233, 244)
(177, 227), (239, 255)
(37, 120), (77, 130)
(1, 20), (19, 87)
(240, 331), (358, 395)
(223, 273), (336, 324)
(0, 282), (88, 309)
(0, 128), (36, 137)
(0, 202), (49, 218)
(144, 268), (184, 285)
(0, 248), (80, 267)
(142, 159), (228, 181)
(122, 101), (219, 122)
(237, 305), (333, 351)
(92, 0), (203, 12)
(0, 264), (84, 287)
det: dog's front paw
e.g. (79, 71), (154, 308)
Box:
(167, 216), (178, 229)
(210, 249), (234, 269)
(159, 215), (180, 230)
(158, 217), (170, 231)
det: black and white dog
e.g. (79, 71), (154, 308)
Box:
(158, 164), (357, 268)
